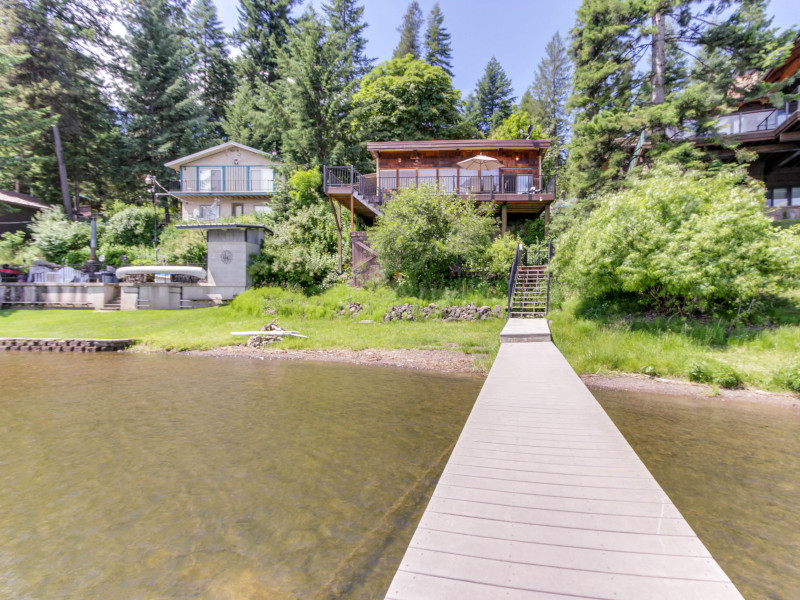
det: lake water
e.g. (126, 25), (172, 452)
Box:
(1, 353), (799, 599)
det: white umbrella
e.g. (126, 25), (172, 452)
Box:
(456, 155), (503, 171)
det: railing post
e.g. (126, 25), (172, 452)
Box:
(349, 165), (354, 191)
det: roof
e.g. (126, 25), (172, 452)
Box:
(0, 190), (50, 211)
(366, 139), (551, 155)
(164, 141), (279, 170)
(764, 34), (800, 84)
(175, 223), (272, 233)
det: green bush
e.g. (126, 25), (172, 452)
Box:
(100, 204), (157, 248)
(482, 233), (522, 283)
(64, 248), (90, 265)
(775, 363), (800, 393)
(30, 208), (91, 263)
(553, 162), (800, 316)
(687, 360), (714, 383)
(159, 226), (207, 265)
(370, 184), (497, 286)
(0, 230), (41, 264)
(714, 365), (743, 389)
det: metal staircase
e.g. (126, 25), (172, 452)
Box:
(507, 243), (551, 318)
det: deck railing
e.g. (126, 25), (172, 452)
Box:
(168, 165), (275, 193)
(324, 166), (555, 201)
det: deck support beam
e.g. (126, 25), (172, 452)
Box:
(501, 203), (507, 234)
(544, 204), (550, 237)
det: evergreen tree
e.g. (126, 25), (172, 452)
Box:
(119, 0), (206, 184)
(322, 0), (373, 84)
(566, 0), (794, 199)
(521, 32), (571, 142)
(393, 1), (423, 60)
(0, 0), (115, 216)
(0, 49), (54, 174)
(474, 57), (515, 135)
(271, 9), (356, 165)
(189, 0), (236, 140)
(424, 3), (453, 77)
(223, 82), (273, 149)
(235, 0), (297, 88)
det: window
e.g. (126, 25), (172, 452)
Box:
(199, 168), (222, 192)
(771, 187), (789, 207)
(254, 205), (272, 215)
(250, 168), (274, 192)
(232, 203), (244, 217)
(792, 187), (800, 206)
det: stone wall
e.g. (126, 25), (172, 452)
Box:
(0, 338), (135, 352)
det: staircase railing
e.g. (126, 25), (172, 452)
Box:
(507, 243), (525, 317)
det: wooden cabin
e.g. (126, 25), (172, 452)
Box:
(323, 139), (555, 233)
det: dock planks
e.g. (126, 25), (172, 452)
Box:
(385, 323), (744, 599)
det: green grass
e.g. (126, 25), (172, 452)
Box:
(0, 285), (505, 367)
(549, 295), (800, 393)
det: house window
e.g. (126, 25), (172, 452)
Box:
(232, 203), (244, 217)
(199, 167), (222, 192)
(792, 187), (800, 206)
(771, 187), (789, 207)
(250, 168), (273, 192)
(254, 205), (272, 215)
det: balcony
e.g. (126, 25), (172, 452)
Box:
(168, 165), (275, 194)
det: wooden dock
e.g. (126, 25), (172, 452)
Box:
(385, 319), (744, 599)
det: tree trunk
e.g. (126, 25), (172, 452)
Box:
(51, 117), (73, 220)
(651, 10), (666, 105)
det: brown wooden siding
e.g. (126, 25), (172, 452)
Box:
(377, 149), (540, 171)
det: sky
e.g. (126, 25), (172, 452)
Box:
(212, 0), (800, 99)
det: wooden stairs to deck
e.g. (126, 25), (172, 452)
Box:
(509, 265), (548, 318)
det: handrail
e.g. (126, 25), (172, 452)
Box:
(546, 240), (553, 315)
(507, 243), (524, 318)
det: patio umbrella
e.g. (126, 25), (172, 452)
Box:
(456, 155), (502, 171)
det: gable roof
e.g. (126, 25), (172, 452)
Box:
(164, 141), (278, 169)
(0, 190), (50, 211)
(366, 139), (551, 158)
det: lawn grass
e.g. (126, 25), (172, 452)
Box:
(548, 294), (800, 393)
(0, 285), (505, 365)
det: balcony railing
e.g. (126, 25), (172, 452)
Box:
(168, 165), (275, 193)
(324, 166), (555, 206)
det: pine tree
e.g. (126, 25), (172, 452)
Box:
(424, 3), (453, 77)
(189, 0), (236, 140)
(521, 32), (571, 142)
(566, 0), (794, 199)
(120, 0), (207, 183)
(271, 9), (356, 165)
(474, 57), (515, 135)
(0, 0), (115, 216)
(0, 49), (54, 173)
(235, 0), (297, 88)
(393, 1), (423, 60)
(322, 0), (373, 84)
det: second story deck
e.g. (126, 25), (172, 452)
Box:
(324, 139), (557, 225)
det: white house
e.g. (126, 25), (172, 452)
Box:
(165, 141), (279, 220)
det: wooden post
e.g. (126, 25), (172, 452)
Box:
(350, 194), (354, 231)
(337, 203), (343, 274)
(544, 204), (550, 238)
(501, 203), (507, 234)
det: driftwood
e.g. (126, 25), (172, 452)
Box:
(232, 319), (309, 348)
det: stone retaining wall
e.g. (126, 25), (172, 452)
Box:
(0, 338), (136, 352)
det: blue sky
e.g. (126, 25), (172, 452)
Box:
(213, 0), (799, 99)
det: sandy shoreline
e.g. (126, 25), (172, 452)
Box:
(179, 344), (800, 407)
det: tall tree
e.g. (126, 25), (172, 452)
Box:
(235, 0), (297, 88)
(322, 0), (373, 84)
(424, 3), (453, 77)
(0, 0), (114, 217)
(393, 1), (423, 60)
(474, 57), (515, 135)
(352, 56), (468, 142)
(0, 48), (54, 175)
(521, 32), (571, 143)
(270, 9), (356, 165)
(566, 0), (794, 200)
(119, 0), (206, 184)
(189, 0), (236, 140)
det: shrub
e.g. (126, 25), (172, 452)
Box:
(687, 360), (714, 383)
(713, 365), (743, 389)
(553, 162), (800, 316)
(482, 233), (522, 283)
(369, 184), (497, 286)
(64, 248), (90, 265)
(100, 204), (157, 248)
(775, 363), (800, 393)
(159, 226), (207, 265)
(0, 230), (41, 264)
(30, 208), (91, 263)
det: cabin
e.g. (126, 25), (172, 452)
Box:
(323, 139), (555, 284)
(695, 35), (800, 218)
(0, 190), (50, 235)
(323, 139), (555, 232)
(164, 141), (279, 220)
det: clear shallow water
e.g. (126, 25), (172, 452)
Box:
(594, 390), (800, 600)
(0, 353), (482, 599)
